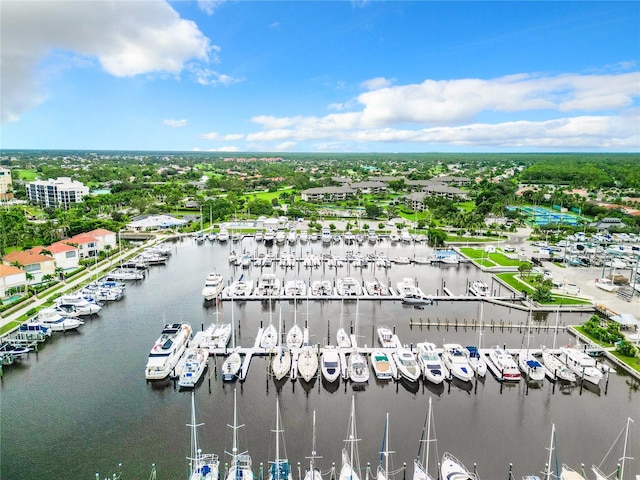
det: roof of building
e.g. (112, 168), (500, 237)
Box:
(0, 264), (25, 277)
(302, 186), (355, 195)
(3, 250), (54, 265)
(32, 242), (77, 254)
(127, 214), (188, 229)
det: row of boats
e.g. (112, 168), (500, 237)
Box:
(203, 272), (433, 304)
(142, 314), (606, 389)
(182, 390), (634, 480)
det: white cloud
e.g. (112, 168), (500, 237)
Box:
(199, 132), (245, 141)
(1, 0), (211, 123)
(276, 141), (296, 151)
(164, 119), (188, 128)
(360, 77), (394, 91)
(190, 66), (244, 86)
(198, 0), (227, 15)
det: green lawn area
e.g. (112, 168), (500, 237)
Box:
(496, 273), (591, 305)
(242, 187), (293, 202)
(455, 201), (475, 212)
(16, 169), (37, 181)
(459, 247), (523, 266)
(573, 326), (640, 373)
(449, 236), (502, 244)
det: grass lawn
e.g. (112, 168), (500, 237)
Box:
(16, 169), (37, 181)
(496, 273), (591, 305)
(459, 247), (523, 266)
(242, 187), (293, 202)
(447, 236), (499, 243)
(455, 201), (475, 212)
(574, 326), (640, 373)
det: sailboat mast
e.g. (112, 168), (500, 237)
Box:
(311, 411), (317, 476)
(620, 417), (634, 480)
(384, 412), (389, 478)
(543, 424), (555, 480)
(275, 398), (281, 478)
(425, 396), (432, 473)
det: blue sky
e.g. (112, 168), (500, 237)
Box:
(1, 0), (639, 153)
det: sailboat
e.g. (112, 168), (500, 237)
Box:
(339, 397), (361, 480)
(222, 299), (242, 381)
(348, 300), (369, 384)
(464, 302), (487, 377)
(187, 392), (219, 480)
(269, 397), (292, 480)
(303, 411), (323, 480)
(271, 307), (291, 380)
(541, 306), (576, 382)
(413, 397), (436, 480)
(518, 303), (545, 382)
(592, 417), (634, 480)
(336, 299), (352, 348)
(297, 325), (319, 382)
(286, 303), (303, 349)
(261, 303), (279, 350)
(225, 389), (253, 480)
(376, 413), (394, 480)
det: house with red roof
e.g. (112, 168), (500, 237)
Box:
(32, 242), (80, 271)
(64, 228), (117, 259)
(2, 250), (55, 284)
(0, 264), (27, 297)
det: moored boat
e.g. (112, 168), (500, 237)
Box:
(370, 350), (396, 381)
(440, 452), (478, 480)
(441, 344), (474, 382)
(145, 323), (192, 380)
(38, 307), (84, 331)
(485, 346), (521, 382)
(416, 342), (448, 384)
(377, 326), (398, 348)
(201, 272), (224, 301)
(178, 347), (209, 388)
(392, 348), (421, 382)
(559, 347), (603, 385)
(187, 392), (219, 480)
(320, 346), (341, 383)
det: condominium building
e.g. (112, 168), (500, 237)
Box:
(26, 177), (89, 208)
(0, 167), (12, 198)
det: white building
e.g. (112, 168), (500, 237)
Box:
(27, 177), (89, 208)
(0, 264), (26, 297)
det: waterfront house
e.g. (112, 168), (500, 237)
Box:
(64, 228), (117, 258)
(2, 250), (55, 284)
(32, 242), (79, 272)
(0, 264), (27, 297)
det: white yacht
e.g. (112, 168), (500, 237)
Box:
(368, 232), (378, 244)
(336, 328), (351, 348)
(284, 280), (307, 297)
(337, 277), (362, 296)
(299, 230), (309, 243)
(145, 323), (192, 380)
(396, 278), (421, 297)
(440, 453), (478, 480)
(377, 326), (398, 348)
(221, 350), (242, 381)
(271, 346), (291, 380)
(275, 230), (286, 245)
(320, 346), (341, 383)
(416, 342), (448, 384)
(364, 279), (388, 296)
(518, 352), (545, 382)
(37, 307), (84, 332)
(468, 280), (490, 297)
(55, 294), (102, 315)
(255, 230), (264, 242)
(594, 278), (617, 292)
(441, 344), (474, 382)
(392, 348), (421, 382)
(400, 229), (412, 243)
(343, 231), (355, 245)
(463, 346), (487, 378)
(348, 351), (370, 383)
(264, 229), (275, 246)
(178, 347), (208, 388)
(541, 348), (576, 382)
(486, 346), (521, 382)
(559, 347), (603, 385)
(256, 273), (282, 296)
(226, 389), (254, 480)
(321, 228), (332, 244)
(202, 323), (232, 351)
(311, 280), (333, 296)
(229, 278), (253, 297)
(201, 272), (224, 301)
(105, 268), (144, 281)
(260, 323), (279, 350)
(217, 228), (229, 243)
(187, 393), (219, 480)
(287, 231), (297, 244)
(370, 350), (396, 381)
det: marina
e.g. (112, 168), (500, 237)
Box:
(1, 238), (638, 480)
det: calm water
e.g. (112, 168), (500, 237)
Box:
(2, 238), (639, 480)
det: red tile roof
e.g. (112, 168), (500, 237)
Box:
(0, 264), (25, 277)
(3, 250), (54, 265)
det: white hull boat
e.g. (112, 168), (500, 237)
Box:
(442, 344), (474, 382)
(370, 350), (397, 380)
(364, 279), (388, 296)
(222, 351), (242, 381)
(392, 348), (421, 382)
(337, 277), (362, 296)
(320, 346), (341, 383)
(486, 346), (521, 382)
(440, 453), (478, 480)
(38, 308), (84, 331)
(201, 272), (224, 301)
(518, 353), (546, 382)
(541, 349), (576, 382)
(297, 345), (319, 382)
(464, 346), (487, 378)
(469, 281), (489, 297)
(560, 347), (603, 385)
(311, 280), (333, 296)
(55, 294), (102, 315)
(336, 328), (351, 348)
(272, 347), (291, 380)
(145, 323), (192, 380)
(377, 326), (398, 348)
(348, 351), (369, 383)
(257, 274), (282, 296)
(286, 324), (304, 349)
(416, 342), (448, 384)
(179, 347), (208, 388)
(260, 323), (279, 350)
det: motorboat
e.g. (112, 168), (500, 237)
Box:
(269, 398), (293, 480)
(336, 328), (351, 348)
(297, 344), (319, 382)
(518, 353), (545, 382)
(392, 348), (421, 382)
(468, 280), (490, 297)
(81, 285), (123, 302)
(320, 346), (341, 383)
(402, 292), (433, 305)
(413, 257), (431, 265)
(367, 232), (378, 244)
(203, 323), (232, 350)
(559, 347), (603, 385)
(364, 279), (388, 296)
(271, 346), (291, 380)
(38, 307), (84, 331)
(105, 268), (145, 281)
(187, 392), (219, 480)
(145, 323), (192, 380)
(396, 278), (422, 297)
(284, 280), (307, 297)
(55, 294), (102, 315)
(439, 255), (460, 265)
(201, 272), (224, 301)
(311, 280), (333, 296)
(377, 326), (398, 348)
(594, 278), (617, 292)
(344, 231), (355, 245)
(241, 253), (252, 268)
(440, 453), (478, 480)
(275, 230), (286, 245)
(560, 465), (587, 480)
(340, 397), (361, 480)
(229, 278), (253, 297)
(464, 346), (487, 378)
(416, 342), (448, 384)
(400, 230), (412, 243)
(286, 323), (304, 349)
(321, 228), (332, 244)
(299, 230), (309, 243)
(255, 230), (264, 242)
(217, 228), (229, 242)
(13, 320), (52, 341)
(55, 303), (83, 317)
(348, 351), (370, 383)
(393, 256), (411, 265)
(264, 229), (275, 246)
(178, 347), (208, 388)
(256, 273), (282, 296)
(260, 323), (279, 350)
(337, 277), (362, 296)
(441, 344), (474, 382)
(486, 346), (521, 381)
(370, 350), (396, 381)
(225, 389), (254, 480)
(287, 231), (297, 244)
(0, 342), (31, 359)
(541, 348), (576, 382)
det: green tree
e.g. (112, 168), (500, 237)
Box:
(365, 203), (382, 219)
(427, 228), (447, 247)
